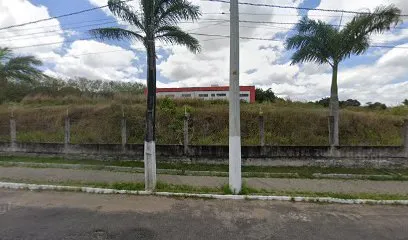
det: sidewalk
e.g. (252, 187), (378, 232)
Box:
(1, 166), (408, 195)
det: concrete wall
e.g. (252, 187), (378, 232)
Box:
(0, 142), (407, 168)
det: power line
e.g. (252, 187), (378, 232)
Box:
(202, 0), (408, 17)
(198, 18), (407, 30)
(189, 32), (283, 41)
(3, 16), (406, 42)
(203, 12), (356, 18)
(0, 21), (119, 42)
(0, 20), (230, 43)
(9, 37), (94, 50)
(36, 37), (227, 61)
(0, 0), (135, 31)
(38, 49), (136, 60)
(10, 32), (407, 50)
(1, 18), (116, 33)
(0, 19), (230, 39)
(7, 24), (229, 50)
(190, 32), (408, 49)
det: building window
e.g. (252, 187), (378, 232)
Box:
(198, 94), (208, 97)
(211, 94), (215, 97)
(240, 94), (249, 97)
(216, 93), (226, 97)
(181, 94), (191, 97)
(165, 94), (175, 98)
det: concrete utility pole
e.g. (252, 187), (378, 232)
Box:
(144, 0), (157, 191)
(229, 0), (242, 194)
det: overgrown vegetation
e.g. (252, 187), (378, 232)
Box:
(2, 77), (145, 105)
(0, 92), (407, 145)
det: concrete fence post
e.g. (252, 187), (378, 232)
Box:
(403, 119), (408, 157)
(64, 116), (70, 146)
(121, 117), (127, 151)
(10, 116), (16, 150)
(328, 116), (335, 147)
(259, 113), (265, 147)
(183, 110), (189, 155)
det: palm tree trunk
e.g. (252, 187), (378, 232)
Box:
(329, 62), (340, 146)
(0, 78), (6, 104)
(144, 37), (157, 191)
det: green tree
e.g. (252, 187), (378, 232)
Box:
(341, 99), (361, 107)
(286, 5), (401, 146)
(255, 88), (276, 103)
(0, 47), (43, 103)
(366, 102), (387, 110)
(403, 99), (408, 106)
(90, 0), (201, 190)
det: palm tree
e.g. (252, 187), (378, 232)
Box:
(0, 47), (43, 102)
(286, 5), (401, 146)
(90, 0), (201, 190)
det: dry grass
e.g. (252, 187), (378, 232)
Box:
(0, 98), (406, 145)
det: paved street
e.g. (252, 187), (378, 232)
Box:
(0, 189), (408, 240)
(2, 166), (408, 194)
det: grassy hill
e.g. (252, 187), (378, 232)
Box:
(0, 94), (406, 146)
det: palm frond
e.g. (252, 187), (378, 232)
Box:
(7, 56), (42, 67)
(286, 18), (338, 65)
(156, 26), (201, 53)
(156, 0), (201, 27)
(339, 5), (401, 58)
(3, 55), (43, 83)
(295, 17), (326, 34)
(291, 45), (329, 65)
(0, 47), (13, 62)
(90, 27), (145, 42)
(107, 0), (145, 32)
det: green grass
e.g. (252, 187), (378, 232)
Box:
(1, 178), (408, 201)
(0, 101), (406, 146)
(2, 156), (408, 180)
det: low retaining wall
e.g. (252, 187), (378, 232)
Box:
(0, 142), (407, 168)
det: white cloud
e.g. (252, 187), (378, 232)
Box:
(88, 0), (408, 105)
(157, 0), (303, 85)
(49, 40), (142, 82)
(0, 0), (64, 55)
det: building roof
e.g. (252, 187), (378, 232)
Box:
(156, 86), (255, 93)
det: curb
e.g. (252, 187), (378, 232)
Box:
(0, 162), (299, 178)
(1, 181), (408, 205)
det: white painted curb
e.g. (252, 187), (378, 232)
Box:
(1, 182), (408, 205)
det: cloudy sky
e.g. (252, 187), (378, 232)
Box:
(0, 0), (407, 105)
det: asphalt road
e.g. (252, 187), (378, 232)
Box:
(0, 189), (408, 240)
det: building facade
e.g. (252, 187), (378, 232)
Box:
(151, 86), (256, 103)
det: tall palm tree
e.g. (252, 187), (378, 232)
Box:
(286, 5), (401, 146)
(0, 47), (43, 102)
(90, 0), (201, 190)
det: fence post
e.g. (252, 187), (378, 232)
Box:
(183, 108), (189, 155)
(121, 117), (127, 151)
(259, 110), (265, 147)
(10, 113), (16, 150)
(403, 119), (408, 157)
(64, 112), (70, 147)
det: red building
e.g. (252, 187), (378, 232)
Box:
(146, 86), (256, 103)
